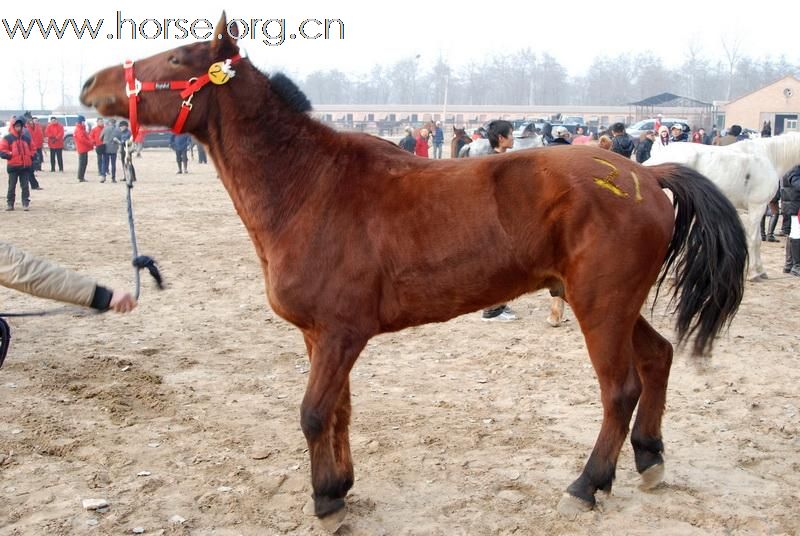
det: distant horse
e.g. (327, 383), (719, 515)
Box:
(451, 127), (472, 158)
(81, 13), (747, 529)
(458, 137), (491, 157)
(645, 134), (800, 280)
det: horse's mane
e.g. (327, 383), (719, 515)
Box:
(268, 72), (312, 113)
(750, 132), (800, 175)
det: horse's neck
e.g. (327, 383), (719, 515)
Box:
(204, 78), (337, 246)
(753, 135), (800, 176)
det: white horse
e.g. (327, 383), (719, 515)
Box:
(643, 134), (800, 281)
(547, 132), (799, 328)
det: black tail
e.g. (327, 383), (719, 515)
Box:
(653, 164), (748, 356)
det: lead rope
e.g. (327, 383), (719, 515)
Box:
(0, 137), (164, 369)
(123, 137), (163, 300)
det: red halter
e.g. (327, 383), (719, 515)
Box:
(123, 54), (242, 139)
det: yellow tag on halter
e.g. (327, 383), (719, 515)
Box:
(208, 61), (232, 85)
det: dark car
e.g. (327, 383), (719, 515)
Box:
(141, 129), (174, 148)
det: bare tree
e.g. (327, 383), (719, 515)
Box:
(60, 60), (66, 110)
(19, 65), (27, 110)
(36, 68), (49, 110)
(721, 34), (743, 100)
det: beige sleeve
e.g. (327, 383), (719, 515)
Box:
(0, 241), (97, 307)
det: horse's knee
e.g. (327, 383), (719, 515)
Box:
(301, 405), (325, 442)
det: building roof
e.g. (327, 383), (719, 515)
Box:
(723, 75), (800, 107)
(629, 93), (712, 108)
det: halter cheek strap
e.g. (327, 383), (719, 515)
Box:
(123, 54), (242, 139)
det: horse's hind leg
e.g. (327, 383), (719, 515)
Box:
(557, 308), (642, 515)
(745, 206), (766, 280)
(547, 297), (565, 327)
(630, 316), (673, 490)
(300, 332), (366, 528)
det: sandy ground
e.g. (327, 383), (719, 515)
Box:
(0, 148), (798, 536)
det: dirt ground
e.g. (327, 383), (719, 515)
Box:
(1, 148), (798, 536)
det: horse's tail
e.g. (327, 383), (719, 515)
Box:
(653, 163), (748, 356)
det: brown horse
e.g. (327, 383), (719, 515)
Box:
(80, 14), (747, 529)
(451, 126), (472, 158)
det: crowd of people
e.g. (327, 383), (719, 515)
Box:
(1, 112), (209, 211)
(395, 116), (800, 280)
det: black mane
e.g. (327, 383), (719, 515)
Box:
(269, 73), (312, 113)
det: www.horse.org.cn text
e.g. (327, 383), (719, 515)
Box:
(0, 11), (345, 46)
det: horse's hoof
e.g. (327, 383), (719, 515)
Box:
(546, 316), (561, 327)
(319, 507), (347, 533)
(556, 492), (593, 519)
(748, 273), (766, 282)
(638, 463), (665, 491)
(759, 272), (769, 280)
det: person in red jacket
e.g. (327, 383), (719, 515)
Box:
(73, 115), (93, 182)
(24, 113), (43, 190)
(415, 128), (430, 158)
(44, 117), (64, 172)
(0, 119), (34, 211)
(90, 117), (105, 178)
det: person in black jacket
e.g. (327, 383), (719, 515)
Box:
(780, 165), (800, 276)
(610, 122), (634, 158)
(398, 127), (416, 153)
(550, 126), (571, 145)
(635, 131), (654, 163)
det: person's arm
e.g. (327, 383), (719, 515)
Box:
(0, 242), (136, 312)
(0, 137), (11, 159)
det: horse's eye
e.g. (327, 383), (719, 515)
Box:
(169, 56), (180, 65)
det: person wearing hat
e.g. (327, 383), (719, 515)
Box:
(431, 121), (444, 159)
(398, 126), (416, 153)
(115, 120), (132, 163)
(0, 119), (34, 211)
(669, 123), (688, 143)
(73, 115), (93, 182)
(24, 114), (43, 190)
(100, 118), (119, 183)
(550, 126), (571, 145)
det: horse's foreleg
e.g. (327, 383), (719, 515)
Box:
(300, 332), (366, 524)
(629, 316), (673, 491)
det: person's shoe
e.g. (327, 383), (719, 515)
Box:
(78, 178), (87, 182)
(482, 305), (518, 322)
(32, 186), (43, 190)
(791, 266), (800, 277)
(767, 235), (778, 242)
(176, 170), (182, 174)
(22, 205), (29, 211)
(5, 205), (13, 211)
(111, 179), (117, 183)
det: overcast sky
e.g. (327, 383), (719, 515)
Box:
(1, 0), (796, 109)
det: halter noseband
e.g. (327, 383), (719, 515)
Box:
(123, 54), (242, 139)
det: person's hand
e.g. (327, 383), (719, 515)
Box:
(109, 290), (137, 313)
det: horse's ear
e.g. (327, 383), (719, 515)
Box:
(211, 11), (239, 57)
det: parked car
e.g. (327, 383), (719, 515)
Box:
(626, 118), (690, 140)
(141, 129), (174, 148)
(513, 121), (589, 138)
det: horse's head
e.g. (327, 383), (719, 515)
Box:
(80, 12), (242, 134)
